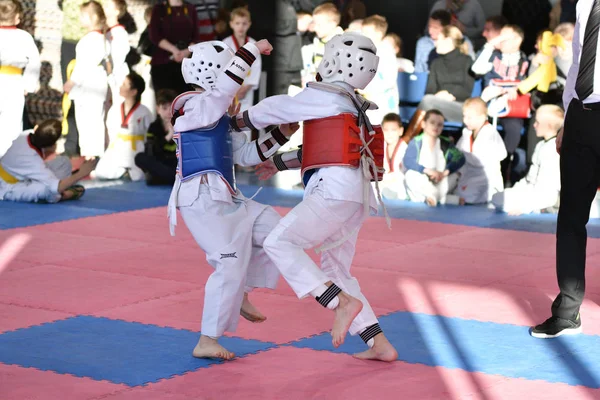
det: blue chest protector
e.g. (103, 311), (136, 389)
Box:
(175, 115), (236, 192)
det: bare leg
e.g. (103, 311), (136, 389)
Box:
(353, 333), (398, 362)
(192, 335), (235, 360)
(331, 287), (363, 348)
(240, 292), (267, 323)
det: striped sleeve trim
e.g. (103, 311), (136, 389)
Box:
(273, 153), (288, 171)
(236, 46), (256, 66)
(225, 70), (244, 85)
(271, 127), (289, 146)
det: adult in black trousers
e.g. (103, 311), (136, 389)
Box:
(531, 0), (599, 338)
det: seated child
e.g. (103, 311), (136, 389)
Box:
(380, 112), (408, 200)
(94, 71), (152, 181)
(454, 98), (507, 204)
(403, 109), (465, 206)
(135, 89), (178, 185)
(491, 104), (562, 215)
(0, 119), (97, 203)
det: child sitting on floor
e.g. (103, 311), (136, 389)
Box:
(0, 119), (97, 203)
(491, 104), (562, 215)
(454, 98), (507, 204)
(403, 109), (465, 206)
(135, 89), (178, 185)
(380, 113), (408, 200)
(94, 72), (153, 181)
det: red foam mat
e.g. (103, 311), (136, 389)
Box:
(0, 363), (126, 400)
(0, 265), (200, 314)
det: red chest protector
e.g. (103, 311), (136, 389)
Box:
(301, 113), (385, 182)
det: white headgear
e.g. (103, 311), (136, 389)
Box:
(182, 41), (235, 91)
(317, 32), (379, 90)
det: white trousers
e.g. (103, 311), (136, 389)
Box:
(263, 189), (379, 336)
(179, 188), (280, 337)
(74, 92), (107, 158)
(0, 78), (25, 159)
(405, 170), (460, 205)
(491, 183), (558, 214)
(94, 139), (145, 181)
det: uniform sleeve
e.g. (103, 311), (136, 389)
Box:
(445, 144), (466, 173)
(232, 127), (291, 167)
(233, 88), (343, 131)
(471, 44), (495, 77)
(245, 44), (261, 88)
(22, 32), (41, 93)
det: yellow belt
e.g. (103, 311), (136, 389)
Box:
(117, 133), (145, 150)
(0, 164), (18, 184)
(0, 66), (23, 75)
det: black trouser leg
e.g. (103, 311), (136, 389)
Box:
(134, 153), (176, 185)
(552, 100), (600, 320)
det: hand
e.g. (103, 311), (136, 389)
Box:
(172, 50), (186, 63)
(505, 88), (519, 101)
(279, 122), (300, 137)
(63, 80), (75, 94)
(237, 85), (251, 100)
(228, 100), (241, 117)
(532, 53), (551, 66)
(556, 126), (563, 154)
(435, 90), (456, 101)
(255, 39), (273, 55)
(507, 209), (524, 216)
(79, 158), (98, 176)
(255, 159), (278, 180)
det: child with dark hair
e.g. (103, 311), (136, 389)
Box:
(135, 89), (178, 185)
(0, 119), (97, 203)
(94, 71), (152, 180)
(403, 109), (465, 206)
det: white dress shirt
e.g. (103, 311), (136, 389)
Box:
(563, 0), (600, 108)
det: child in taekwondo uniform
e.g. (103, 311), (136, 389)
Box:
(168, 39), (300, 360)
(94, 72), (152, 181)
(454, 97), (507, 204)
(0, 119), (97, 203)
(239, 32), (398, 362)
(0, 0), (41, 159)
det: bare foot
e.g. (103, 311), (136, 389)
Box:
(459, 197), (466, 206)
(240, 293), (266, 323)
(332, 292), (363, 348)
(426, 197), (437, 207)
(192, 335), (235, 360)
(353, 333), (398, 362)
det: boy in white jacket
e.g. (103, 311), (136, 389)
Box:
(168, 39), (299, 360)
(244, 32), (398, 362)
(492, 105), (563, 215)
(455, 98), (507, 204)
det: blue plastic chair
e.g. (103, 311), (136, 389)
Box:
(397, 72), (429, 123)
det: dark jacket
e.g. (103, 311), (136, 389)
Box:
(426, 48), (475, 102)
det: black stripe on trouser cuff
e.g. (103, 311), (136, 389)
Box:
(359, 323), (383, 343)
(271, 127), (289, 146)
(225, 70), (244, 85)
(242, 110), (257, 131)
(273, 153), (288, 171)
(256, 140), (267, 161)
(316, 284), (342, 308)
(236, 47), (256, 65)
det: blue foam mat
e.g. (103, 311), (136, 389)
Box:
(2, 180), (600, 237)
(0, 316), (276, 386)
(289, 311), (600, 388)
